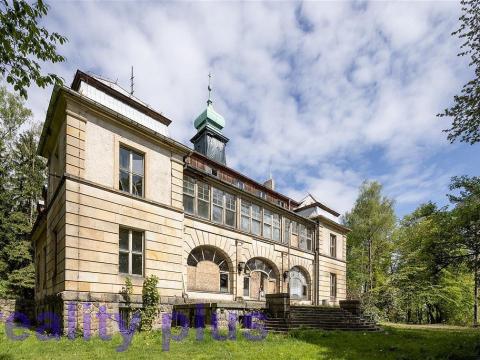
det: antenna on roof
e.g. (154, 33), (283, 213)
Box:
(207, 72), (212, 106)
(130, 66), (134, 96)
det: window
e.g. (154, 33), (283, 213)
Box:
(243, 277), (250, 297)
(273, 214), (281, 241)
(283, 219), (290, 245)
(251, 204), (261, 236)
(241, 200), (251, 232)
(119, 146), (144, 196)
(257, 190), (267, 200)
(307, 228), (313, 251)
(290, 221), (298, 247)
(225, 193), (236, 227)
(263, 209), (272, 238)
(289, 267), (308, 300)
(299, 224), (307, 250)
(197, 181), (210, 219)
(330, 273), (337, 298)
(187, 246), (230, 293)
(220, 273), (229, 293)
(212, 188), (224, 223)
(183, 176), (195, 214)
(330, 234), (337, 258)
(119, 228), (144, 276)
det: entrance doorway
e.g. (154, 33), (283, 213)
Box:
(244, 258), (278, 300)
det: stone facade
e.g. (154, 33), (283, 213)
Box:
(31, 70), (349, 333)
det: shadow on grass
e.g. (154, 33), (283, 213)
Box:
(287, 326), (480, 360)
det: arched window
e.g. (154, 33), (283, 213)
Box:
(289, 266), (309, 300)
(243, 258), (278, 300)
(187, 246), (230, 293)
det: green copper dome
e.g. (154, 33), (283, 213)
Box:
(194, 102), (225, 133)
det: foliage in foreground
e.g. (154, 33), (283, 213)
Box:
(0, 85), (46, 298)
(345, 178), (479, 326)
(0, 0), (67, 98)
(438, 0), (480, 144)
(0, 325), (478, 360)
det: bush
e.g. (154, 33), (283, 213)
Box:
(140, 275), (159, 331)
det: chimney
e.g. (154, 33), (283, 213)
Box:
(263, 178), (275, 191)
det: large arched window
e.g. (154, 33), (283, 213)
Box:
(187, 246), (230, 293)
(243, 258), (278, 300)
(289, 266), (309, 300)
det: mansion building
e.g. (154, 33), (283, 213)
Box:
(32, 70), (348, 329)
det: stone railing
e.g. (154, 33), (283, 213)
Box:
(265, 293), (290, 319)
(339, 299), (361, 316)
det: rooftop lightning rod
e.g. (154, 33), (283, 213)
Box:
(130, 66), (134, 96)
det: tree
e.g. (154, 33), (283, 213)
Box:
(0, 84), (45, 298)
(446, 176), (480, 326)
(343, 181), (396, 317)
(438, 0), (480, 144)
(0, 0), (67, 98)
(391, 203), (472, 324)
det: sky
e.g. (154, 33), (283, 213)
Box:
(24, 0), (480, 219)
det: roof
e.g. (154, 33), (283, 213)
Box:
(295, 194), (340, 217)
(71, 70), (172, 126)
(194, 103), (225, 133)
(187, 150), (300, 207)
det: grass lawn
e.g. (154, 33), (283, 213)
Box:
(0, 324), (479, 360)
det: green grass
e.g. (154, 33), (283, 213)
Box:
(0, 325), (479, 360)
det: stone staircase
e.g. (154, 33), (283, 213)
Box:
(265, 305), (381, 332)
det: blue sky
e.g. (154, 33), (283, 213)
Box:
(26, 1), (480, 219)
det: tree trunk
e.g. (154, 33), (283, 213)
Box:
(474, 254), (478, 327)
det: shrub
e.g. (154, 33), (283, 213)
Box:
(140, 275), (159, 331)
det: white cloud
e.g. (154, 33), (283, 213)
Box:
(24, 0), (474, 217)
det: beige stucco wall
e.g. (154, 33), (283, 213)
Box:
(318, 223), (346, 261)
(63, 178), (184, 298)
(83, 109), (173, 206)
(318, 221), (347, 304)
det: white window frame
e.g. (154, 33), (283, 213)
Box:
(330, 234), (337, 258)
(119, 146), (144, 197)
(330, 273), (337, 299)
(119, 228), (144, 276)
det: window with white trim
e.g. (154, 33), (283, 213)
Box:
(330, 273), (337, 298)
(225, 193), (236, 227)
(330, 234), (337, 258)
(197, 181), (210, 219)
(299, 224), (307, 250)
(307, 228), (313, 251)
(183, 176), (195, 214)
(241, 200), (251, 232)
(273, 213), (281, 241)
(119, 146), (144, 197)
(251, 204), (261, 236)
(263, 209), (272, 239)
(119, 228), (144, 276)
(212, 188), (224, 224)
(283, 219), (290, 245)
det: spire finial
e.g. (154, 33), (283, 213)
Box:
(207, 72), (212, 106)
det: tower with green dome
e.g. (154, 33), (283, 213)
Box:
(190, 74), (229, 165)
